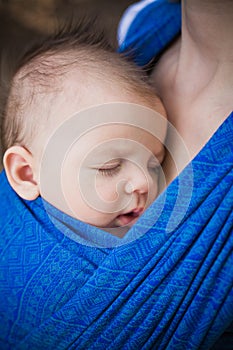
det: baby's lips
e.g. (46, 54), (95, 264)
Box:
(131, 207), (144, 217)
(116, 207), (144, 226)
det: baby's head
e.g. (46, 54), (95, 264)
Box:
(1, 22), (167, 234)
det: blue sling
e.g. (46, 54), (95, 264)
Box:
(0, 1), (233, 349)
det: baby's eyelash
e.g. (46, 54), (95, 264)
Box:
(98, 163), (121, 177)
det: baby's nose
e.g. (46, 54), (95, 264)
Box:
(124, 166), (150, 195)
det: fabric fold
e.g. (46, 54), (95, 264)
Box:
(1, 0), (233, 347)
(0, 112), (232, 349)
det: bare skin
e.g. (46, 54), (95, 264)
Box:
(151, 0), (233, 184)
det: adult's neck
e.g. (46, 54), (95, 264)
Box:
(177, 0), (233, 97)
(153, 1), (233, 184)
(182, 1), (233, 58)
(163, 0), (233, 137)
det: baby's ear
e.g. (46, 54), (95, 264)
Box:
(3, 146), (40, 200)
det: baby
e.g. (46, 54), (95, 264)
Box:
(1, 22), (167, 237)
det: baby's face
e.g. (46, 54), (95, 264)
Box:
(31, 73), (167, 236)
(60, 123), (165, 232)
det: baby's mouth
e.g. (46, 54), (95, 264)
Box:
(115, 208), (144, 227)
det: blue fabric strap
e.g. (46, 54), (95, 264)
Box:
(118, 0), (181, 66)
(0, 112), (232, 349)
(1, 0), (233, 347)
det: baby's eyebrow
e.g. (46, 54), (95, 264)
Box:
(90, 159), (121, 168)
(88, 143), (131, 159)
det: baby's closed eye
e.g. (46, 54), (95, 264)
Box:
(94, 159), (122, 177)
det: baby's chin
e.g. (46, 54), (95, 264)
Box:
(97, 212), (142, 238)
(100, 225), (130, 238)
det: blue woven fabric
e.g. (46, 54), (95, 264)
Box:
(1, 1), (233, 348)
(118, 0), (181, 66)
(0, 111), (232, 349)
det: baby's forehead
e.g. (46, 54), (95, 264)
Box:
(9, 50), (166, 152)
(16, 53), (73, 94)
(11, 57), (87, 128)
(15, 56), (110, 110)
(12, 46), (162, 113)
(60, 121), (165, 164)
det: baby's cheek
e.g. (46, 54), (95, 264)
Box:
(95, 180), (119, 203)
(151, 181), (159, 201)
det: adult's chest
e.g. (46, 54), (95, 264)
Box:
(150, 46), (232, 185)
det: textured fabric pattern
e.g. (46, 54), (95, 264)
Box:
(1, 1), (233, 348)
(118, 0), (181, 66)
(0, 112), (232, 349)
